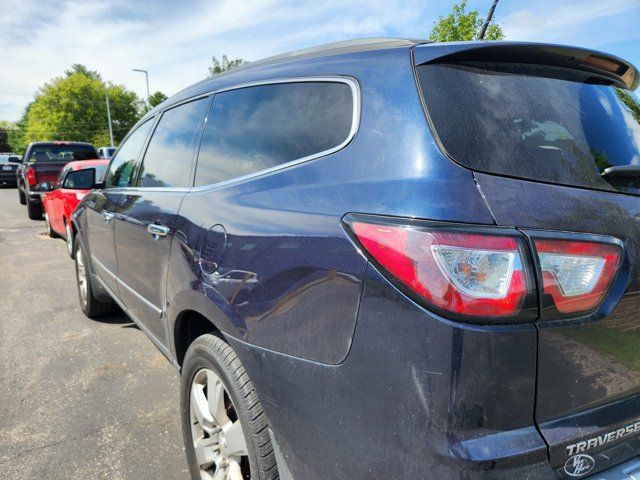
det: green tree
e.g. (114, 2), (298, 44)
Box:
(209, 55), (246, 76)
(149, 91), (168, 108)
(24, 66), (143, 147)
(0, 122), (12, 152)
(616, 88), (640, 124)
(65, 63), (102, 81)
(429, 1), (504, 42)
(6, 103), (31, 154)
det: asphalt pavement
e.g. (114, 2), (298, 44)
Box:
(0, 186), (189, 479)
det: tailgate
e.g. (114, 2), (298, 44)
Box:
(414, 42), (640, 478)
(34, 161), (68, 184)
(477, 173), (640, 478)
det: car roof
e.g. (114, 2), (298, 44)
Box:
(136, 37), (638, 131)
(144, 37), (426, 114)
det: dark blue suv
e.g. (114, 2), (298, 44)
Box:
(71, 39), (640, 479)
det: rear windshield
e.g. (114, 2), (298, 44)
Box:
(417, 62), (640, 195)
(28, 144), (98, 162)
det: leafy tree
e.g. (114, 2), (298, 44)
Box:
(0, 122), (12, 152)
(429, 1), (504, 42)
(24, 66), (143, 147)
(616, 88), (640, 125)
(149, 91), (168, 108)
(6, 103), (31, 154)
(209, 55), (246, 76)
(65, 63), (102, 81)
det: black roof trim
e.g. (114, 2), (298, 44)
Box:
(414, 41), (639, 90)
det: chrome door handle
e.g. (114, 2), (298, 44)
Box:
(147, 224), (170, 239)
(102, 211), (115, 223)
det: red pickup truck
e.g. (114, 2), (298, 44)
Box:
(17, 141), (99, 219)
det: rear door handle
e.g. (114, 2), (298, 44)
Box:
(147, 224), (170, 239)
(102, 211), (115, 223)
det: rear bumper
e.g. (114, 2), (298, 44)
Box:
(0, 173), (17, 185)
(589, 456), (640, 479)
(27, 190), (44, 203)
(228, 264), (556, 479)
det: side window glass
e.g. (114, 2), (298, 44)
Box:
(105, 120), (153, 188)
(194, 81), (354, 186)
(138, 97), (209, 188)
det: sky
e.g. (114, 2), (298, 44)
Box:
(0, 0), (638, 121)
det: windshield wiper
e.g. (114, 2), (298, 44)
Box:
(601, 165), (640, 193)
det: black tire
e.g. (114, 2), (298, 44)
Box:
(181, 334), (279, 480)
(45, 213), (58, 238)
(18, 188), (26, 205)
(74, 234), (115, 318)
(27, 196), (42, 220)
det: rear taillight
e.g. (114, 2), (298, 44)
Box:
(349, 220), (536, 321)
(25, 166), (37, 187)
(534, 239), (621, 316)
(346, 216), (624, 323)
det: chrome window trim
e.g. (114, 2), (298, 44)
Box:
(104, 76), (360, 195)
(91, 254), (117, 279)
(94, 274), (174, 363)
(191, 76), (361, 192)
(117, 277), (163, 317)
(91, 254), (163, 316)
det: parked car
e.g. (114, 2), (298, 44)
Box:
(0, 153), (21, 186)
(97, 146), (117, 159)
(70, 39), (640, 480)
(17, 141), (99, 219)
(42, 159), (109, 257)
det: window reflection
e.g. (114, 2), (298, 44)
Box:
(195, 82), (353, 186)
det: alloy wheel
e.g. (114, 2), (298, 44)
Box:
(66, 223), (73, 256)
(189, 368), (249, 480)
(76, 245), (88, 306)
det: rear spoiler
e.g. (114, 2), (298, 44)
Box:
(413, 41), (639, 91)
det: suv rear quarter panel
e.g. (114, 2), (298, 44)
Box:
(167, 47), (495, 365)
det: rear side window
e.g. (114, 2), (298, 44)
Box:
(417, 62), (640, 194)
(105, 120), (153, 188)
(194, 81), (354, 186)
(138, 97), (209, 188)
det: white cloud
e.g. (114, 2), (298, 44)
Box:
(0, 0), (426, 120)
(502, 0), (640, 43)
(0, 0), (638, 122)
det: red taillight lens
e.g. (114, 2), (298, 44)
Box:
(534, 239), (621, 315)
(25, 166), (37, 187)
(350, 221), (534, 319)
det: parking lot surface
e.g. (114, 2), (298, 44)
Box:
(0, 187), (188, 479)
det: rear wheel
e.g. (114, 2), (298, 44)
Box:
(45, 213), (58, 238)
(75, 235), (115, 318)
(66, 222), (75, 259)
(27, 197), (42, 220)
(18, 188), (26, 205)
(181, 334), (279, 480)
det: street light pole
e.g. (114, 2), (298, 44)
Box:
(132, 68), (150, 108)
(105, 92), (114, 147)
